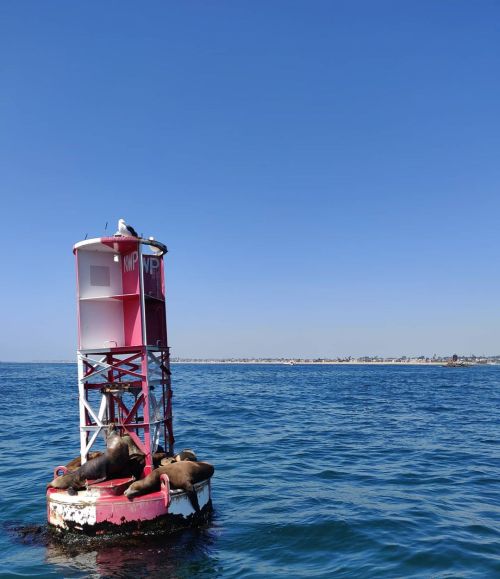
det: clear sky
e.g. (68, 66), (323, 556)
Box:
(1, 1), (500, 361)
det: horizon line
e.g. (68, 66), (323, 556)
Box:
(2, 353), (500, 364)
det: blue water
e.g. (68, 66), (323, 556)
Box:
(0, 363), (499, 578)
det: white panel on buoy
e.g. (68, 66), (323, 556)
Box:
(78, 250), (123, 299)
(48, 492), (97, 530)
(169, 480), (211, 518)
(79, 300), (125, 349)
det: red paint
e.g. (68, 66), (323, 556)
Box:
(143, 255), (164, 299)
(86, 477), (135, 497)
(54, 466), (69, 478)
(145, 300), (167, 347)
(99, 237), (139, 255)
(160, 474), (171, 508)
(122, 250), (140, 294)
(123, 296), (142, 346)
(94, 491), (169, 524)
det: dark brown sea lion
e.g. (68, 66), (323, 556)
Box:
(121, 434), (144, 456)
(47, 431), (130, 494)
(124, 461), (214, 512)
(120, 434), (146, 479)
(64, 451), (103, 471)
(153, 451), (167, 466)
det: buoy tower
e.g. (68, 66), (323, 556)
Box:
(47, 234), (212, 535)
(73, 236), (173, 475)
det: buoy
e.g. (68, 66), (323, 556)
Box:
(46, 233), (213, 536)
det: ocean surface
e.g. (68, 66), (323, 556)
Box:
(0, 363), (499, 578)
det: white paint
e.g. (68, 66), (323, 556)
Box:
(124, 251), (138, 272)
(48, 493), (97, 530)
(74, 238), (115, 252)
(79, 299), (125, 349)
(169, 480), (211, 517)
(143, 257), (160, 274)
(78, 250), (123, 299)
(77, 246), (126, 349)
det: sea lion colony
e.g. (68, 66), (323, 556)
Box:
(47, 430), (214, 504)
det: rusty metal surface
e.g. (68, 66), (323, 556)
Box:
(47, 479), (211, 535)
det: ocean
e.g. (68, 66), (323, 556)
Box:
(0, 363), (499, 578)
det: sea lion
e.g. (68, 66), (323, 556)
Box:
(120, 434), (146, 479)
(64, 451), (103, 471)
(124, 461), (214, 512)
(160, 448), (197, 465)
(121, 434), (144, 456)
(47, 431), (130, 494)
(153, 451), (168, 466)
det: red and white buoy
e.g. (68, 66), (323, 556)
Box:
(47, 234), (212, 535)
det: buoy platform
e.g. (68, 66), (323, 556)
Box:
(47, 476), (212, 536)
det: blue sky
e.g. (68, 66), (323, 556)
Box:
(1, 1), (500, 360)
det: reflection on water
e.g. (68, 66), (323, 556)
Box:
(4, 521), (221, 578)
(47, 527), (221, 578)
(12, 521), (221, 579)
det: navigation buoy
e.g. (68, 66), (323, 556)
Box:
(46, 233), (213, 536)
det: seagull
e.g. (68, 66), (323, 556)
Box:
(115, 218), (139, 238)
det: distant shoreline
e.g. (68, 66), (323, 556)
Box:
(1, 360), (496, 366)
(170, 360), (492, 366)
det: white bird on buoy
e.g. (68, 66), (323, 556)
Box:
(149, 236), (162, 254)
(115, 218), (139, 238)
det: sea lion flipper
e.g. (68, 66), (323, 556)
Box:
(186, 486), (200, 513)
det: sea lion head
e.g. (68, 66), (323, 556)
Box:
(124, 480), (142, 499)
(47, 473), (76, 490)
(177, 449), (197, 462)
(106, 427), (123, 451)
(160, 449), (197, 465)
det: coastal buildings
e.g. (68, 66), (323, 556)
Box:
(170, 355), (496, 365)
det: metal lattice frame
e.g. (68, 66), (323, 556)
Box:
(77, 346), (174, 473)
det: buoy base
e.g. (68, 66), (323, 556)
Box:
(47, 479), (212, 537)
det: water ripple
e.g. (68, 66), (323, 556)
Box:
(1, 363), (499, 577)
